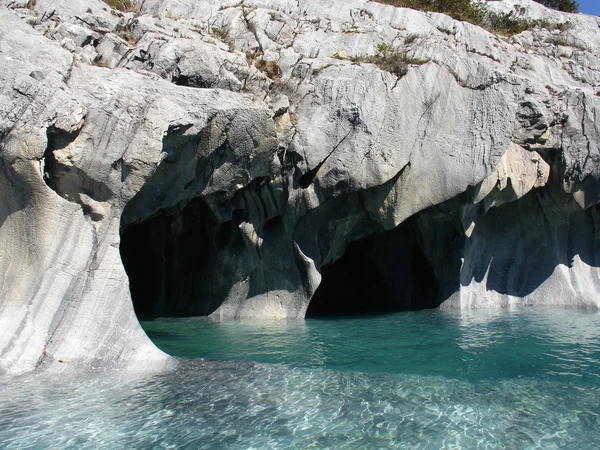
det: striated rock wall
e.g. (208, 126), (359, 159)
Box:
(1, 0), (599, 373)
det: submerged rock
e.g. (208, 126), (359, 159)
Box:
(0, 0), (599, 372)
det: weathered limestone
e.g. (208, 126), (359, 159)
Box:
(1, 0), (600, 373)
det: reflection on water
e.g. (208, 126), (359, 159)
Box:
(1, 309), (600, 448)
(142, 308), (600, 383)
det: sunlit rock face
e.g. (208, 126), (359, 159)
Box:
(1, 0), (600, 373)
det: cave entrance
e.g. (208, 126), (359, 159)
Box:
(306, 210), (462, 317)
(120, 198), (225, 319)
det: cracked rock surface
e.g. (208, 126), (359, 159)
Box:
(1, 0), (600, 373)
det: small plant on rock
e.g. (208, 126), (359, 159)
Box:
(166, 9), (180, 20)
(93, 56), (110, 68)
(255, 58), (282, 80)
(545, 35), (587, 51)
(245, 51), (258, 63)
(114, 17), (140, 45)
(212, 27), (229, 40)
(486, 10), (535, 35)
(118, 29), (138, 45)
(102, 0), (140, 14)
(347, 44), (429, 78)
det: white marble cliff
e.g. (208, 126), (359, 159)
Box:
(1, 0), (599, 374)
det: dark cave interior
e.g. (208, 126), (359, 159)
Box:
(305, 213), (461, 317)
(120, 196), (463, 320)
(120, 198), (223, 319)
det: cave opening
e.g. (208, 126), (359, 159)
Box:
(120, 198), (225, 320)
(120, 189), (463, 321)
(306, 210), (462, 317)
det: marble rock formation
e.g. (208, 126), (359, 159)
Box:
(1, 0), (599, 373)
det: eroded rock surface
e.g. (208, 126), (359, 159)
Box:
(1, 0), (600, 373)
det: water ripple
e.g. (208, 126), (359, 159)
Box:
(2, 309), (600, 448)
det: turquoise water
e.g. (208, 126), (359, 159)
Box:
(142, 309), (600, 384)
(1, 309), (600, 448)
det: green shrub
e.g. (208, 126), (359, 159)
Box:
(373, 0), (574, 36)
(376, 0), (579, 16)
(486, 10), (535, 35)
(374, 0), (485, 23)
(533, 0), (578, 13)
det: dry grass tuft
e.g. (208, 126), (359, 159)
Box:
(343, 44), (429, 78)
(255, 58), (281, 80)
(102, 0), (140, 14)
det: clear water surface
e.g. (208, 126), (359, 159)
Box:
(1, 308), (600, 449)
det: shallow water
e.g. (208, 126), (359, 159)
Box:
(143, 308), (600, 384)
(1, 309), (600, 449)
